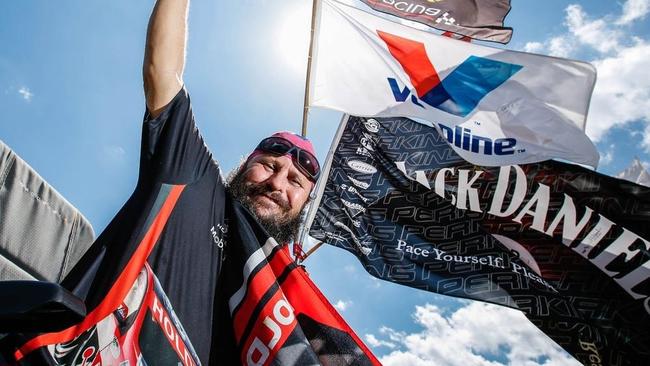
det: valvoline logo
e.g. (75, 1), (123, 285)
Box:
(377, 30), (522, 117)
(436, 122), (519, 156)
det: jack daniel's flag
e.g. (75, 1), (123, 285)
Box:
(359, 0), (513, 43)
(308, 115), (650, 365)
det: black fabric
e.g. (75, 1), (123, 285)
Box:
(310, 115), (650, 366)
(39, 88), (228, 365)
(138, 88), (226, 363)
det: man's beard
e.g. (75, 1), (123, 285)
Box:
(227, 165), (305, 244)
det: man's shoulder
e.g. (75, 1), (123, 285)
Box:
(144, 86), (191, 124)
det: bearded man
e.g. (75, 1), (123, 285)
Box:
(144, 0), (320, 246)
(138, 0), (320, 361)
(226, 132), (319, 244)
(10, 0), (319, 364)
(1, 0), (388, 364)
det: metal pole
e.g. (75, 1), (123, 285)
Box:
(302, 241), (324, 262)
(298, 114), (351, 261)
(301, 0), (320, 137)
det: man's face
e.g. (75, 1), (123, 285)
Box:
(243, 154), (314, 218)
(229, 153), (314, 242)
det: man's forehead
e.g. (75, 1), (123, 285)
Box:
(247, 154), (314, 186)
(249, 153), (300, 171)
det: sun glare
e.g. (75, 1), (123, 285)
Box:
(274, 2), (312, 77)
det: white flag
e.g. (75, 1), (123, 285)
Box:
(310, 0), (599, 167)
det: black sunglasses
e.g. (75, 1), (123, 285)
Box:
(256, 137), (320, 182)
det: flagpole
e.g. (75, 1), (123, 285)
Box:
(298, 114), (351, 262)
(301, 0), (321, 137)
(302, 241), (324, 261)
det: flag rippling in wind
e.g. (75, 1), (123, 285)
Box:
(307, 115), (650, 366)
(218, 202), (381, 366)
(359, 0), (513, 43)
(310, 0), (599, 167)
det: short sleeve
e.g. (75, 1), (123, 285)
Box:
(139, 87), (215, 184)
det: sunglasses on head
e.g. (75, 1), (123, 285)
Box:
(256, 136), (320, 182)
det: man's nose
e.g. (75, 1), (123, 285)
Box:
(265, 168), (288, 192)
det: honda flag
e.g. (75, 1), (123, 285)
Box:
(307, 115), (650, 365)
(310, 0), (599, 167)
(359, 0), (513, 43)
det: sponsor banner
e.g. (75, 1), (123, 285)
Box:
(311, 0), (599, 167)
(308, 116), (650, 365)
(10, 184), (201, 365)
(224, 202), (380, 366)
(359, 0), (513, 43)
(48, 264), (200, 366)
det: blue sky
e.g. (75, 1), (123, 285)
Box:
(2, 0), (649, 364)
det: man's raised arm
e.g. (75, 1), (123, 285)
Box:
(143, 0), (188, 117)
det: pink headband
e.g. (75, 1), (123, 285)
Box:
(247, 131), (317, 161)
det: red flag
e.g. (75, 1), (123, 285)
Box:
(226, 203), (380, 366)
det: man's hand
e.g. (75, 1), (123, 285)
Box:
(143, 0), (189, 117)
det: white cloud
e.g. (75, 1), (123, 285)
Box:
(586, 40), (650, 142)
(343, 264), (356, 273)
(523, 41), (544, 53)
(365, 333), (397, 349)
(372, 302), (579, 366)
(617, 0), (650, 24)
(103, 145), (127, 162)
(524, 38), (573, 58)
(600, 144), (615, 165)
(379, 325), (408, 343)
(520, 1), (650, 147)
(18, 87), (33, 101)
(333, 299), (352, 311)
(564, 4), (621, 54)
(641, 124), (650, 152)
(547, 35), (573, 57)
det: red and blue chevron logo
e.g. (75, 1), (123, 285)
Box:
(378, 30), (522, 117)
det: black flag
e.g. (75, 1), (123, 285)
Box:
(309, 115), (650, 365)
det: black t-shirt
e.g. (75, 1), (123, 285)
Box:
(139, 87), (228, 362)
(55, 87), (229, 365)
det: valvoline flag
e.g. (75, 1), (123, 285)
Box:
(310, 0), (599, 167)
(359, 0), (513, 44)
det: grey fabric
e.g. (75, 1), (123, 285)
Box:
(0, 140), (94, 282)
